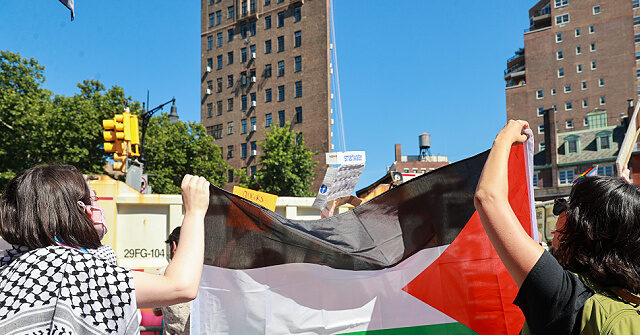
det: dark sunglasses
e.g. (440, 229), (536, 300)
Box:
(553, 198), (568, 216)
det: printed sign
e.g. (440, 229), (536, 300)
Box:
(325, 151), (366, 165)
(313, 151), (366, 210)
(233, 186), (278, 212)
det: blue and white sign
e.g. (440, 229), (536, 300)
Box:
(313, 151), (366, 210)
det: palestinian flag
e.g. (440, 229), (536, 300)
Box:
(192, 143), (536, 334)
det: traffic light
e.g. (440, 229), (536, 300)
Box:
(128, 114), (141, 157)
(103, 114), (128, 172)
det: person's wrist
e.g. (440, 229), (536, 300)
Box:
(493, 136), (513, 148)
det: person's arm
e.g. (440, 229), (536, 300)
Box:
(133, 174), (210, 308)
(473, 120), (544, 288)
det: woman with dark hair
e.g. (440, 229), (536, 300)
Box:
(0, 164), (210, 334)
(474, 120), (640, 334)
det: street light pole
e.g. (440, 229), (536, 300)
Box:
(139, 97), (178, 163)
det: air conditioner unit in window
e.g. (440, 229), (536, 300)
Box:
(206, 66), (212, 73)
(251, 149), (257, 156)
(206, 88), (212, 95)
(251, 124), (257, 132)
(250, 76), (257, 83)
(251, 100), (257, 107)
(251, 52), (256, 59)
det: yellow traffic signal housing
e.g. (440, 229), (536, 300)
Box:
(114, 114), (125, 141)
(112, 161), (126, 173)
(103, 119), (117, 153)
(128, 114), (140, 157)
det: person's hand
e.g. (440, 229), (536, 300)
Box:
(621, 166), (632, 184)
(495, 120), (530, 146)
(181, 175), (210, 217)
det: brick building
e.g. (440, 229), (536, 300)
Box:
(201, 0), (331, 190)
(505, 0), (639, 200)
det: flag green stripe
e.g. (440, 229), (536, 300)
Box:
(339, 322), (477, 335)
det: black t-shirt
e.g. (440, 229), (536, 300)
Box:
(513, 250), (594, 334)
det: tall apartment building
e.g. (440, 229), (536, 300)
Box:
(505, 0), (639, 200)
(201, 0), (331, 190)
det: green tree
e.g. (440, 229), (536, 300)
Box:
(143, 114), (229, 194)
(241, 123), (317, 196)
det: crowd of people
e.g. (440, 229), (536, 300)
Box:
(0, 120), (639, 334)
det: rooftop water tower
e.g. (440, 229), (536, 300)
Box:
(419, 132), (431, 161)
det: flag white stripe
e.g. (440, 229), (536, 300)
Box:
(192, 245), (455, 334)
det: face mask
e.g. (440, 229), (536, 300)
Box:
(77, 199), (108, 240)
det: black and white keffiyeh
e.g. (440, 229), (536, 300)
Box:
(0, 245), (139, 334)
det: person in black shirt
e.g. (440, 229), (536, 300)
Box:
(474, 120), (640, 334)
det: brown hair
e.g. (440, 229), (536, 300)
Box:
(0, 165), (101, 249)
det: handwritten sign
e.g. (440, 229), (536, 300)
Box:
(233, 186), (278, 212)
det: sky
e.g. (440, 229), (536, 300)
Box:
(0, 1), (533, 190)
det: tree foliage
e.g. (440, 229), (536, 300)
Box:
(0, 50), (228, 193)
(144, 114), (229, 194)
(241, 123), (317, 196)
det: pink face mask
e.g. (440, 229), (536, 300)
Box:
(78, 192), (108, 240)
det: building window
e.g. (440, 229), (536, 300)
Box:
(557, 50), (564, 60)
(566, 136), (579, 154)
(600, 96), (606, 105)
(537, 107), (545, 117)
(265, 89), (272, 102)
(635, 0), (640, 9)
(250, 166), (257, 175)
(242, 0), (248, 15)
(539, 142), (546, 151)
(536, 89), (544, 99)
(589, 25), (595, 33)
(241, 143), (247, 158)
(228, 6), (235, 18)
(250, 92), (257, 106)
(292, 6), (301, 22)
(227, 75), (234, 88)
(227, 122), (234, 135)
(554, 0), (568, 8)
(556, 33), (563, 43)
(209, 13), (215, 28)
(266, 113), (272, 127)
(265, 64), (272, 77)
(241, 48), (247, 63)
(576, 64), (582, 73)
(227, 98), (233, 111)
(278, 110), (285, 127)
(250, 44), (256, 58)
(250, 0), (256, 13)
(566, 120), (574, 129)
(241, 95), (247, 110)
(217, 78), (223, 92)
(294, 56), (302, 72)
(241, 119), (247, 134)
(217, 55), (223, 69)
(277, 11), (285, 27)
(227, 169), (234, 182)
(564, 85), (571, 93)
(227, 51), (234, 65)
(591, 61), (596, 70)
(241, 24), (248, 39)
(559, 168), (575, 185)
(207, 58), (213, 70)
(592, 5), (601, 15)
(294, 31), (301, 47)
(216, 100), (223, 115)
(207, 36), (213, 50)
(532, 172), (540, 187)
(584, 118), (589, 127)
(587, 111), (607, 129)
(597, 165), (613, 176)
(207, 80), (213, 92)
(265, 40), (272, 54)
(576, 46), (581, 55)
(250, 117), (256, 130)
(581, 81), (587, 90)
(565, 102), (573, 110)
(278, 36), (285, 52)
(250, 21), (256, 36)
(575, 28), (581, 37)
(582, 99), (588, 108)
(555, 14), (569, 25)
(216, 10), (222, 25)
(277, 60), (285, 76)
(590, 43), (595, 52)
(637, 68), (640, 79)
(228, 29), (234, 42)
(553, 104), (557, 111)
(599, 77), (604, 86)
(538, 125), (545, 134)
(206, 103), (213, 118)
(265, 0), (270, 5)
(295, 107), (302, 124)
(558, 68), (565, 78)
(295, 81), (302, 97)
(551, 87), (557, 95)
(212, 124), (223, 139)
(278, 85), (285, 101)
(265, 15), (271, 29)
(596, 131), (612, 150)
